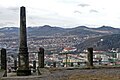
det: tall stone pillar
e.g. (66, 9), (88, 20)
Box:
(87, 48), (93, 67)
(1, 48), (7, 70)
(38, 47), (44, 68)
(17, 6), (31, 76)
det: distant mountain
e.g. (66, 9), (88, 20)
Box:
(96, 26), (116, 30)
(27, 25), (66, 36)
(74, 26), (89, 29)
(76, 34), (120, 51)
(0, 25), (120, 37)
(62, 26), (120, 36)
(0, 27), (19, 38)
(94, 26), (120, 34)
(62, 26), (103, 36)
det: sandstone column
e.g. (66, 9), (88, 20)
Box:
(17, 6), (31, 76)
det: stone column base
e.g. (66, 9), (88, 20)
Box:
(17, 69), (31, 76)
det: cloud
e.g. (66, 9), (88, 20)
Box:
(89, 9), (99, 13)
(0, 6), (19, 27)
(0, 22), (15, 27)
(57, 0), (79, 4)
(27, 13), (77, 27)
(0, 0), (119, 28)
(78, 4), (90, 7)
(7, 7), (19, 13)
(0, 23), (6, 27)
(74, 10), (82, 14)
(0, 11), (2, 14)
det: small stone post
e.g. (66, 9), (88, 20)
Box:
(65, 53), (68, 67)
(77, 62), (80, 66)
(1, 48), (7, 77)
(53, 62), (56, 67)
(70, 62), (74, 67)
(38, 47), (44, 68)
(33, 60), (36, 72)
(1, 48), (7, 70)
(14, 60), (17, 71)
(87, 48), (93, 67)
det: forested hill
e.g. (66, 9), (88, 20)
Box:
(76, 34), (120, 51)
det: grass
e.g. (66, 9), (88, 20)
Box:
(68, 74), (120, 80)
(45, 67), (120, 80)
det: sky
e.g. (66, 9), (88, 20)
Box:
(0, 0), (120, 28)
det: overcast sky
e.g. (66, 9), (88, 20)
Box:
(0, 0), (120, 28)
